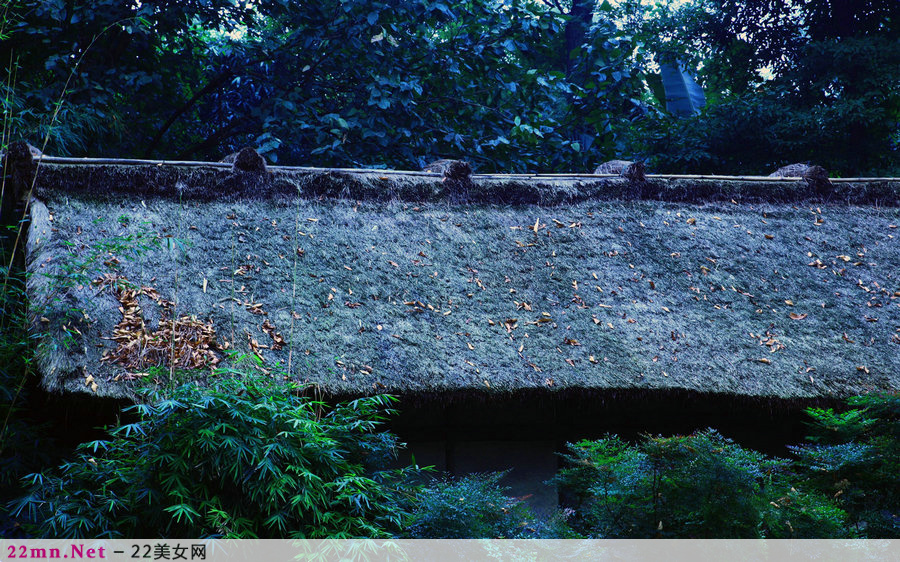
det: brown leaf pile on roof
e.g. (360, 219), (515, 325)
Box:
(94, 275), (221, 371)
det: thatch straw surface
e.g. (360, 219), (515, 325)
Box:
(22, 162), (900, 399)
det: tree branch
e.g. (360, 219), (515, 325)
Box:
(537, 0), (566, 14)
(143, 69), (234, 158)
(174, 115), (253, 160)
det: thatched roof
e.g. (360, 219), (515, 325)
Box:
(17, 159), (900, 400)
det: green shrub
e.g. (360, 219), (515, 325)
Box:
(400, 472), (562, 538)
(555, 429), (846, 538)
(12, 379), (417, 538)
(762, 484), (849, 539)
(791, 393), (899, 537)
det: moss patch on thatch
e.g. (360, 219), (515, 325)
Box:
(23, 162), (900, 400)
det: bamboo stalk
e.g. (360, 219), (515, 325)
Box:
(36, 157), (441, 176)
(28, 157), (900, 182)
(36, 156), (232, 167)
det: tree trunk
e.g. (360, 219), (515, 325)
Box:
(564, 0), (593, 86)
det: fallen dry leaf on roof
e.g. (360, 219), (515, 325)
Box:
(246, 301), (267, 315)
(261, 319), (285, 350)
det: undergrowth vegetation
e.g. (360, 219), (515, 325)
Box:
(555, 430), (848, 538)
(790, 393), (900, 537)
(554, 394), (898, 539)
(11, 380), (416, 538)
(399, 472), (570, 539)
(0, 255), (57, 537)
(2, 354), (897, 538)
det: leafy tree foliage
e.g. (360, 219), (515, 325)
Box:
(12, 380), (416, 538)
(2, 0), (253, 156)
(616, 0), (900, 175)
(3, 0), (642, 171)
(554, 429), (847, 538)
(5, 1), (897, 174)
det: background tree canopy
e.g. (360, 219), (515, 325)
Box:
(3, 0), (899, 175)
